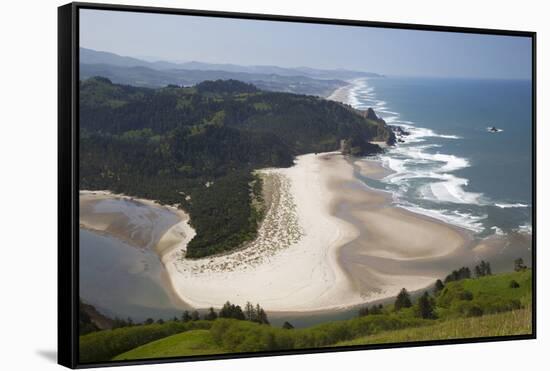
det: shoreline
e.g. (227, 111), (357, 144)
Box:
(326, 79), (359, 104)
(79, 190), (196, 311)
(79, 153), (531, 314)
(162, 152), (360, 312)
(161, 152), (474, 312)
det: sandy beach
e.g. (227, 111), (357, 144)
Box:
(160, 153), (471, 311)
(80, 190), (195, 255)
(80, 152), (531, 313)
(327, 82), (353, 104)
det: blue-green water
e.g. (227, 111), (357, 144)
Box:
(80, 229), (185, 321)
(350, 77), (533, 237)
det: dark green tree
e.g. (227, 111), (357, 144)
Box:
(233, 306), (245, 320)
(369, 304), (383, 315)
(358, 306), (369, 317)
(394, 288), (412, 311)
(514, 258), (527, 272)
(475, 261), (492, 277)
(485, 261), (492, 276)
(256, 304), (270, 325)
(244, 302), (256, 322)
(474, 265), (483, 278)
(416, 292), (436, 319)
(445, 267), (471, 283)
(205, 307), (218, 321)
(181, 310), (192, 322)
(282, 321), (294, 330)
(434, 279), (445, 294)
(144, 318), (154, 325)
(191, 311), (200, 321)
(219, 301), (245, 320)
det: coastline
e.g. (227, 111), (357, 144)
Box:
(326, 80), (356, 104)
(80, 151), (530, 314)
(161, 152), (472, 312)
(80, 190), (195, 255)
(162, 153), (359, 311)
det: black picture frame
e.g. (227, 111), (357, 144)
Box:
(58, 2), (537, 369)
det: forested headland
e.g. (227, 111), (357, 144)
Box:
(79, 77), (395, 257)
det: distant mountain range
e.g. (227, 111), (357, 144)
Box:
(80, 48), (382, 96)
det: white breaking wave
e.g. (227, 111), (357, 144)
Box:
(490, 226), (505, 235)
(347, 80), (472, 209)
(515, 223), (532, 234)
(420, 176), (483, 205)
(397, 123), (462, 143)
(342, 78), (530, 234)
(379, 142), (482, 205)
(495, 203), (529, 208)
(377, 110), (399, 116)
(398, 203), (487, 233)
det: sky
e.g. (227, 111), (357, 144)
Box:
(80, 9), (532, 79)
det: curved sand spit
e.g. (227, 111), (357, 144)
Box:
(159, 153), (469, 311)
(80, 153), (481, 312)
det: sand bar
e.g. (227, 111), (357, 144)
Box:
(81, 153), (531, 313)
(161, 153), (471, 311)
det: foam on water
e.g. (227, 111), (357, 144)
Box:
(516, 223), (532, 234)
(343, 78), (532, 235)
(495, 203), (529, 208)
(420, 176), (483, 205)
(398, 202), (487, 233)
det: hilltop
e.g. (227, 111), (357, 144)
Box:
(80, 77), (394, 258)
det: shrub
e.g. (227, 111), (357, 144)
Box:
(467, 306), (484, 317)
(210, 315), (426, 352)
(79, 320), (212, 363)
(459, 290), (474, 301)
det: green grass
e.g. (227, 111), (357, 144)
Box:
(79, 320), (213, 364)
(113, 330), (227, 360)
(83, 270), (532, 362)
(335, 307), (532, 346)
(436, 269), (532, 318)
(253, 102), (271, 111)
(460, 270), (532, 302)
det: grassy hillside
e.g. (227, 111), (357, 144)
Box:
(80, 270), (532, 363)
(336, 307), (531, 346)
(436, 269), (532, 318)
(79, 320), (213, 364)
(113, 330), (226, 360)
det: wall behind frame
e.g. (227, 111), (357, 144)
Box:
(1, 0), (547, 370)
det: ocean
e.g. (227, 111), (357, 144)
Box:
(349, 77), (533, 237)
